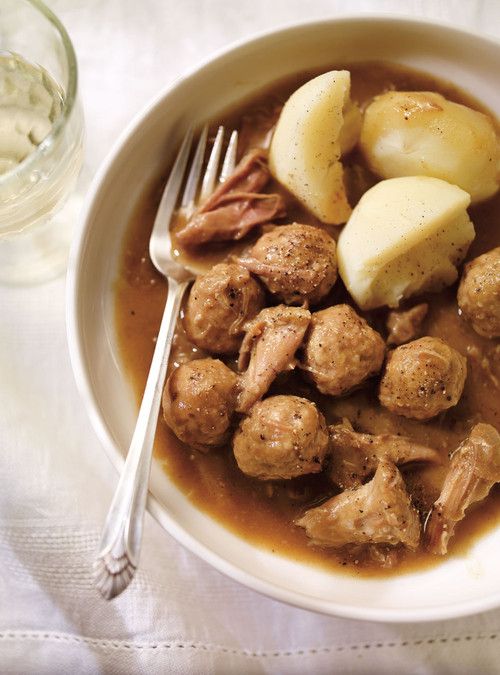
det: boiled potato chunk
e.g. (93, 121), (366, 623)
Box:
(337, 176), (475, 309)
(339, 99), (362, 156)
(269, 70), (356, 224)
(360, 91), (500, 203)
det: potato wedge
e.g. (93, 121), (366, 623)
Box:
(269, 70), (355, 224)
(337, 176), (475, 309)
(360, 91), (500, 203)
(339, 99), (362, 156)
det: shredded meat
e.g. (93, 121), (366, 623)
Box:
(237, 305), (311, 413)
(328, 421), (441, 489)
(233, 395), (329, 480)
(176, 149), (286, 246)
(424, 423), (500, 555)
(239, 105), (281, 151)
(466, 344), (500, 389)
(296, 461), (421, 550)
(386, 303), (428, 346)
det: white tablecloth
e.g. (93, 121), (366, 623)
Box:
(1, 1), (500, 673)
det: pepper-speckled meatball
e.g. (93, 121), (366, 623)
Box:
(233, 395), (329, 480)
(301, 304), (386, 396)
(240, 223), (337, 305)
(457, 247), (500, 339)
(162, 358), (238, 451)
(379, 337), (467, 420)
(183, 263), (265, 354)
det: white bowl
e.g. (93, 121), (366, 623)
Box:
(67, 16), (500, 622)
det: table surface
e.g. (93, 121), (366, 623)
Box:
(1, 1), (500, 673)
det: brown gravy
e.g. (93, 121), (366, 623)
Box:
(114, 61), (500, 577)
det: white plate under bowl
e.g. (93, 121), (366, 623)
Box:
(67, 16), (500, 622)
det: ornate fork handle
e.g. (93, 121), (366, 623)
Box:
(94, 278), (189, 599)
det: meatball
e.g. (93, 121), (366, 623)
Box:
(239, 223), (337, 305)
(457, 247), (500, 339)
(183, 263), (265, 354)
(301, 304), (385, 396)
(162, 358), (238, 451)
(379, 337), (467, 420)
(233, 395), (328, 480)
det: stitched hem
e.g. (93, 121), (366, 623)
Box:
(0, 529), (99, 543)
(0, 631), (498, 657)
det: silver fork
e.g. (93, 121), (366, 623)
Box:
(93, 124), (238, 600)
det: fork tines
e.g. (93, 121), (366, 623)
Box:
(181, 125), (238, 217)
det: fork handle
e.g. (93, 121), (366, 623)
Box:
(93, 278), (189, 600)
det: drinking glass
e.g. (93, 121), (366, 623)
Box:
(0, 0), (84, 284)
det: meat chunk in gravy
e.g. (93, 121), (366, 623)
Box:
(239, 223), (338, 305)
(457, 246), (500, 339)
(237, 304), (310, 413)
(425, 423), (500, 555)
(176, 149), (286, 246)
(328, 421), (440, 489)
(183, 263), (265, 354)
(379, 336), (467, 420)
(386, 303), (428, 346)
(300, 304), (385, 396)
(296, 461), (421, 550)
(233, 395), (329, 480)
(162, 358), (238, 451)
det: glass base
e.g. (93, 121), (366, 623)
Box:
(0, 191), (82, 285)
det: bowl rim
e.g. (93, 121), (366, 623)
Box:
(66, 13), (500, 623)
